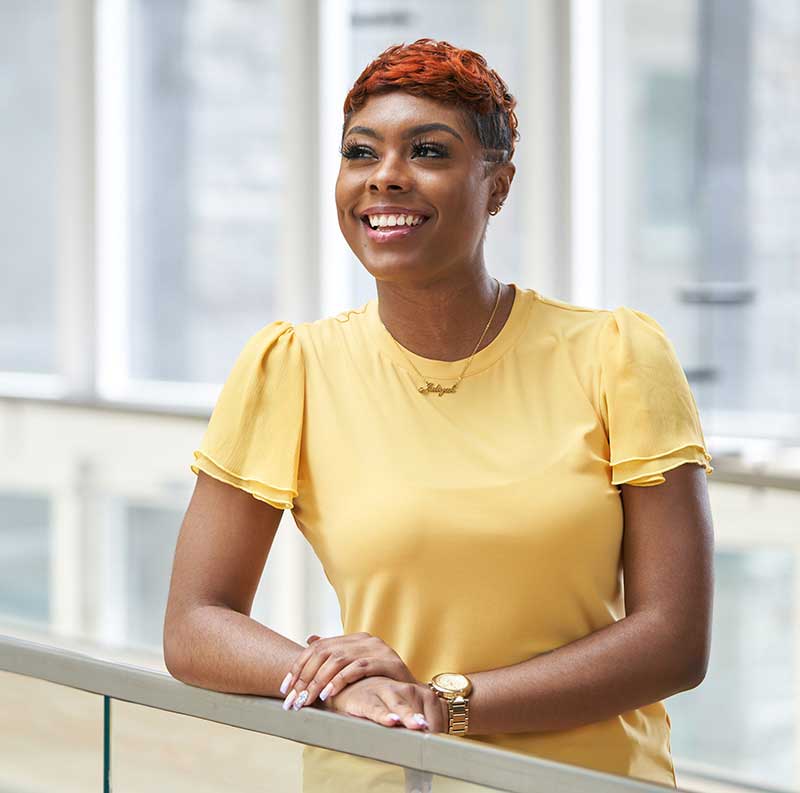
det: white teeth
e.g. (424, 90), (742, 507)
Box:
(367, 213), (426, 229)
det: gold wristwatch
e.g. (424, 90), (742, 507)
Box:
(428, 672), (472, 736)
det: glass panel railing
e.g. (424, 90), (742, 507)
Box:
(0, 668), (104, 791)
(2, 630), (787, 793)
(296, 745), (514, 793)
(109, 698), (517, 792)
(109, 697), (303, 791)
(669, 544), (796, 790)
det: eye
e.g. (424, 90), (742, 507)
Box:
(410, 139), (449, 159)
(339, 138), (450, 160)
(339, 141), (373, 159)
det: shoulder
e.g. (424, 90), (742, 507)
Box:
(533, 292), (669, 347)
(290, 300), (373, 356)
(532, 292), (611, 326)
(234, 301), (373, 372)
(238, 319), (302, 364)
(215, 319), (306, 393)
(596, 305), (679, 372)
(529, 292), (613, 354)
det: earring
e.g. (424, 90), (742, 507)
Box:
(488, 201), (504, 216)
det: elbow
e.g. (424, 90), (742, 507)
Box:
(671, 618), (711, 691)
(163, 614), (189, 681)
(686, 658), (709, 689)
(163, 645), (184, 680)
(163, 636), (183, 680)
(677, 646), (710, 691)
(678, 665), (705, 692)
(687, 632), (712, 688)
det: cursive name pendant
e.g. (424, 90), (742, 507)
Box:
(387, 278), (503, 396)
(418, 381), (458, 397)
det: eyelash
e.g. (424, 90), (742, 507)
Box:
(339, 138), (449, 160)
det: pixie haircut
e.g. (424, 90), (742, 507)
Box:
(342, 38), (520, 176)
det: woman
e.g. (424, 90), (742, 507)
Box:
(164, 39), (714, 790)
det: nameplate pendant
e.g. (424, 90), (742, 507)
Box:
(418, 381), (458, 397)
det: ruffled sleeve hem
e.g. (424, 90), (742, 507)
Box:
(191, 450), (297, 510)
(599, 306), (714, 489)
(611, 442), (714, 487)
(189, 319), (305, 510)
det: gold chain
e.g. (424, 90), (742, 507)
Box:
(386, 278), (503, 396)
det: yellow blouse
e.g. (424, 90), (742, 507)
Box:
(190, 283), (713, 789)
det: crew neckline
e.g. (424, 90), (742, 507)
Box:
(368, 282), (536, 380)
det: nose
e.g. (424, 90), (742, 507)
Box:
(368, 150), (412, 193)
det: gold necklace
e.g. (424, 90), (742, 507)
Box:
(386, 278), (503, 396)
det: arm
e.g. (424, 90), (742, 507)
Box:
(465, 462), (714, 735)
(163, 470), (306, 697)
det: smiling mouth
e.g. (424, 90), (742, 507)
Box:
(360, 215), (430, 231)
(360, 217), (431, 243)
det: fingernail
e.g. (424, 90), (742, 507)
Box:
(387, 713), (401, 722)
(292, 690), (309, 710)
(319, 682), (333, 701)
(412, 713), (429, 728)
(280, 672), (292, 695)
(282, 689), (297, 711)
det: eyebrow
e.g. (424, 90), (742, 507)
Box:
(342, 122), (464, 143)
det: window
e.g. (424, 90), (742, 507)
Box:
(126, 0), (287, 385)
(0, 3), (59, 374)
(602, 0), (800, 444)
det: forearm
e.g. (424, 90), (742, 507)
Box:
(165, 604), (305, 698)
(466, 612), (701, 736)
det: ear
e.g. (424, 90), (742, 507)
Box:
(488, 162), (515, 211)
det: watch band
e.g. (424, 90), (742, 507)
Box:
(428, 682), (470, 735)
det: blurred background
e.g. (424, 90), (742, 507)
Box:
(0, 0), (798, 791)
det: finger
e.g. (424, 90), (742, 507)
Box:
(283, 649), (329, 709)
(402, 688), (441, 732)
(291, 650), (370, 711)
(421, 689), (446, 733)
(284, 634), (352, 695)
(282, 644), (315, 696)
(378, 684), (429, 731)
(305, 634), (321, 644)
(301, 657), (378, 708)
(366, 690), (408, 728)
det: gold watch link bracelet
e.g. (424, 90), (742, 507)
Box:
(428, 672), (473, 736)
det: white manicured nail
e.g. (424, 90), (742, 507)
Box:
(292, 690), (309, 710)
(282, 689), (297, 711)
(280, 672), (292, 695)
(320, 682), (333, 701)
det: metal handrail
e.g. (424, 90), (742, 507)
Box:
(0, 632), (688, 793)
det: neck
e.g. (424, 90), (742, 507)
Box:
(376, 273), (513, 362)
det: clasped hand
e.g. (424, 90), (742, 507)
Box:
(280, 631), (448, 732)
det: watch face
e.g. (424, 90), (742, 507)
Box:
(433, 673), (472, 696)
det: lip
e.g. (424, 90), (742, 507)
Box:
(359, 205), (431, 219)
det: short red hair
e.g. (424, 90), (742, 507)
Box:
(342, 38), (519, 165)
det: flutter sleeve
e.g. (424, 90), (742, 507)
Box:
(598, 306), (714, 487)
(190, 320), (305, 509)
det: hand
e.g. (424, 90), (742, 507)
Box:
(320, 675), (450, 733)
(281, 631), (418, 711)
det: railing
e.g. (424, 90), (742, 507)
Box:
(0, 632), (736, 793)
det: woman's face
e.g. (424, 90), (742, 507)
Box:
(335, 90), (513, 286)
